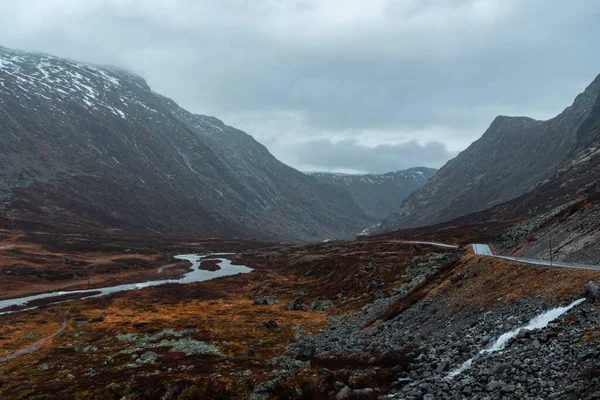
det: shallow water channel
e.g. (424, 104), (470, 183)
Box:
(0, 254), (253, 316)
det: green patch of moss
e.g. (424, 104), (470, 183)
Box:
(17, 389), (35, 399)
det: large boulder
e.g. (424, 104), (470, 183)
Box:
(250, 378), (280, 400)
(285, 297), (307, 311)
(586, 281), (600, 302)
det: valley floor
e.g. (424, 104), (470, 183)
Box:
(0, 225), (599, 399)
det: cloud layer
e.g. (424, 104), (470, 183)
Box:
(2, 0), (600, 172)
(285, 138), (457, 174)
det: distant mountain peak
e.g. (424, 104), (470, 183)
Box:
(309, 168), (436, 219)
(570, 72), (600, 111)
(381, 72), (600, 232)
(489, 115), (538, 126)
(0, 45), (150, 93)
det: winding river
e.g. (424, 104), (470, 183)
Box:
(0, 254), (253, 316)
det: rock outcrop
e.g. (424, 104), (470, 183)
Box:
(586, 281), (600, 302)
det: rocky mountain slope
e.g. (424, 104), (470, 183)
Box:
(381, 73), (600, 231)
(494, 182), (600, 265)
(0, 46), (376, 241)
(308, 168), (436, 219)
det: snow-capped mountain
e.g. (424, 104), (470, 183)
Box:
(308, 168), (436, 219)
(0, 46), (375, 241)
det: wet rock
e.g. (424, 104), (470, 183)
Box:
(245, 348), (256, 357)
(586, 281), (600, 302)
(250, 378), (280, 400)
(335, 386), (375, 400)
(268, 356), (307, 369)
(263, 320), (279, 329)
(3, 266), (40, 276)
(394, 377), (413, 387)
(231, 369), (252, 377)
(75, 345), (99, 353)
(293, 325), (304, 342)
(501, 384), (516, 393)
(435, 361), (449, 373)
(353, 388), (375, 398)
(136, 351), (158, 363)
(405, 389), (423, 398)
(336, 386), (353, 400)
(486, 381), (499, 392)
(285, 298), (307, 311)
(578, 350), (597, 361)
(254, 296), (278, 305)
(290, 345), (315, 361)
(310, 300), (334, 312)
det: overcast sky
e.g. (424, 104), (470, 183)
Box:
(2, 0), (599, 173)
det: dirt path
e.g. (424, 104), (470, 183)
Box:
(0, 312), (67, 362)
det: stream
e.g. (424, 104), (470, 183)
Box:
(447, 298), (586, 378)
(0, 254), (252, 316)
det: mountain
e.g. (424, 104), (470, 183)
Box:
(381, 73), (600, 231)
(308, 167), (436, 219)
(0, 46), (376, 241)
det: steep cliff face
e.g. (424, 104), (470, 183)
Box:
(381, 73), (600, 231)
(0, 46), (375, 241)
(309, 168), (436, 219)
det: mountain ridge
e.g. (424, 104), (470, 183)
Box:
(309, 167), (436, 219)
(381, 73), (600, 231)
(0, 46), (375, 241)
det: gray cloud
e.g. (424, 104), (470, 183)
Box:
(1, 0), (600, 173)
(282, 138), (457, 174)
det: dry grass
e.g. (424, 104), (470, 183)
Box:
(444, 255), (597, 310)
(1, 225), (597, 398)
(368, 254), (600, 329)
(0, 263), (328, 398)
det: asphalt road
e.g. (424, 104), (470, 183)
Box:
(396, 241), (600, 271)
(391, 241), (460, 249)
